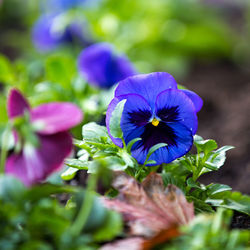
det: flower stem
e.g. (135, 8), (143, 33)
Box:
(135, 165), (145, 180)
(121, 138), (127, 150)
(0, 125), (11, 174)
(69, 173), (98, 237)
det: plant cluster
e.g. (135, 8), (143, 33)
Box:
(0, 0), (249, 249)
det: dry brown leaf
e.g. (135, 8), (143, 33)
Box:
(142, 226), (180, 250)
(102, 172), (194, 237)
(100, 226), (180, 250)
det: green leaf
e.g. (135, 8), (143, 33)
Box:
(161, 172), (185, 192)
(206, 183), (232, 196)
(187, 196), (214, 213)
(144, 160), (157, 165)
(109, 99), (126, 139)
(194, 135), (218, 155)
(187, 178), (203, 190)
(61, 167), (79, 181)
(119, 151), (136, 167)
(73, 192), (108, 232)
(126, 137), (142, 153)
(0, 97), (8, 125)
(93, 210), (122, 241)
(214, 145), (235, 155)
(82, 122), (111, 144)
(206, 192), (250, 215)
(0, 55), (14, 83)
(65, 159), (89, 170)
(205, 145), (234, 170)
(0, 175), (26, 202)
(24, 184), (77, 201)
(46, 54), (76, 89)
(105, 156), (127, 171)
(144, 143), (168, 165)
(204, 161), (219, 171)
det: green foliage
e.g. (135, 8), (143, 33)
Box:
(66, 124), (250, 216)
(0, 55), (14, 84)
(83, 0), (237, 76)
(162, 135), (250, 215)
(61, 122), (138, 178)
(0, 175), (122, 249)
(45, 54), (76, 90)
(0, 1), (249, 247)
(163, 209), (250, 250)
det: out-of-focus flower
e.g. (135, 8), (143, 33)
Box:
(5, 89), (83, 186)
(106, 72), (203, 165)
(103, 173), (194, 237)
(41, 0), (100, 12)
(32, 14), (92, 52)
(78, 43), (137, 89)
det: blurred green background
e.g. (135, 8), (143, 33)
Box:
(0, 0), (249, 193)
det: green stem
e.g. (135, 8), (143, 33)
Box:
(0, 125), (11, 174)
(135, 164), (145, 180)
(70, 173), (98, 237)
(121, 138), (127, 150)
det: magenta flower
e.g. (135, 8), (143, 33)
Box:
(5, 89), (83, 186)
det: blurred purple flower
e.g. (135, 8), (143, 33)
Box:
(5, 89), (83, 186)
(41, 0), (100, 12)
(32, 14), (92, 52)
(78, 43), (137, 89)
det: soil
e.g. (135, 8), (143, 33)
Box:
(183, 61), (250, 194)
(231, 211), (250, 229)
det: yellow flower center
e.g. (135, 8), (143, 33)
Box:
(152, 118), (159, 127)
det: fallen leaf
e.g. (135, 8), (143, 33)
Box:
(102, 172), (194, 237)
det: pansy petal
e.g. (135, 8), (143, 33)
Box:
(120, 94), (152, 144)
(7, 89), (30, 119)
(139, 122), (193, 166)
(115, 72), (178, 108)
(31, 102), (83, 134)
(106, 94), (151, 148)
(155, 89), (198, 135)
(131, 145), (148, 165)
(160, 122), (193, 162)
(6, 132), (72, 186)
(181, 89), (203, 112)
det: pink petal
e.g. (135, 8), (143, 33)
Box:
(7, 88), (30, 119)
(31, 102), (83, 134)
(5, 132), (72, 186)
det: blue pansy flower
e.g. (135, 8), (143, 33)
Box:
(106, 72), (203, 165)
(78, 43), (137, 89)
(32, 14), (91, 52)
